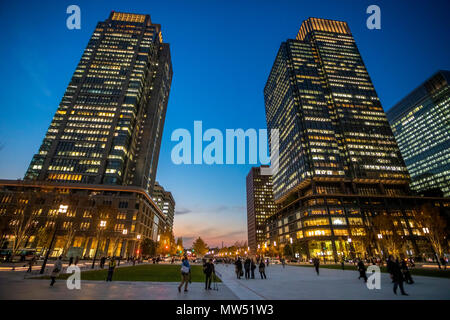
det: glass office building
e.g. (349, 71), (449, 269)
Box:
(387, 71), (450, 197)
(246, 166), (277, 252)
(25, 12), (172, 195)
(0, 12), (172, 258)
(263, 18), (449, 261)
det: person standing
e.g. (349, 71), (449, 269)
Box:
(178, 256), (190, 292)
(235, 257), (243, 279)
(313, 257), (320, 275)
(69, 256), (74, 266)
(357, 259), (367, 282)
(244, 258), (251, 279)
(250, 259), (256, 279)
(106, 257), (116, 281)
(74, 256), (79, 266)
(50, 256), (63, 287)
(203, 259), (215, 290)
(281, 258), (286, 268)
(341, 258), (345, 271)
(387, 256), (408, 296)
(259, 260), (267, 279)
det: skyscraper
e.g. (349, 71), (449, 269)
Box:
(263, 18), (449, 261)
(387, 70), (450, 197)
(265, 17), (409, 202)
(0, 12), (173, 259)
(246, 166), (276, 252)
(25, 11), (172, 195)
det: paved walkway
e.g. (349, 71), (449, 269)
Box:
(215, 263), (450, 300)
(1, 264), (449, 300)
(0, 271), (238, 300)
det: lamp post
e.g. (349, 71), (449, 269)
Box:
(91, 220), (107, 269)
(40, 204), (68, 274)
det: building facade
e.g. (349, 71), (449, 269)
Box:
(246, 166), (276, 252)
(152, 181), (175, 232)
(25, 11), (172, 195)
(387, 70), (450, 197)
(0, 12), (173, 258)
(263, 18), (449, 261)
(0, 180), (166, 258)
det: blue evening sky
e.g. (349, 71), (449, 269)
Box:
(0, 0), (449, 247)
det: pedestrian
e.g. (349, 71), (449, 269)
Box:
(313, 257), (320, 275)
(281, 258), (286, 268)
(235, 257), (243, 279)
(357, 259), (367, 282)
(440, 257), (447, 270)
(341, 258), (345, 271)
(74, 256), (79, 266)
(69, 256), (74, 266)
(50, 256), (63, 287)
(106, 257), (116, 281)
(244, 258), (251, 279)
(203, 258), (215, 290)
(100, 256), (106, 269)
(259, 260), (267, 279)
(251, 259), (256, 279)
(132, 256), (136, 266)
(387, 255), (408, 296)
(400, 259), (414, 284)
(27, 255), (36, 273)
(178, 256), (190, 292)
(266, 258), (269, 267)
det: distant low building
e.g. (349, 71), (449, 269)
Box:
(152, 182), (175, 232)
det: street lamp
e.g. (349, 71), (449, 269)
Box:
(91, 220), (107, 269)
(122, 229), (128, 235)
(377, 234), (383, 239)
(40, 204), (68, 274)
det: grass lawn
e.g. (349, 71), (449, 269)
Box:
(35, 264), (221, 282)
(290, 263), (450, 278)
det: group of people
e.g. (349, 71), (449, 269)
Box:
(234, 257), (267, 280)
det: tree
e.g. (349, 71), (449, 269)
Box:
(158, 230), (176, 255)
(192, 237), (208, 256)
(283, 244), (293, 258)
(371, 214), (404, 258)
(141, 238), (157, 257)
(176, 237), (183, 255)
(415, 204), (448, 267)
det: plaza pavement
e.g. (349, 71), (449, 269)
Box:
(0, 269), (238, 300)
(0, 263), (449, 300)
(214, 263), (450, 300)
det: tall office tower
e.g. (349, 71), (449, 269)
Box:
(265, 17), (409, 202)
(387, 71), (450, 197)
(246, 166), (276, 252)
(152, 181), (175, 231)
(262, 18), (450, 261)
(25, 12), (172, 195)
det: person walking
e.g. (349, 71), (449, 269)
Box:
(100, 256), (106, 269)
(69, 256), (74, 266)
(74, 256), (79, 266)
(281, 258), (286, 268)
(400, 259), (414, 284)
(341, 258), (345, 271)
(259, 260), (267, 279)
(251, 259), (256, 279)
(244, 258), (251, 279)
(27, 255), (36, 273)
(235, 257), (243, 279)
(50, 256), (63, 287)
(313, 257), (320, 275)
(357, 259), (368, 282)
(178, 256), (190, 292)
(387, 256), (408, 296)
(203, 259), (215, 290)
